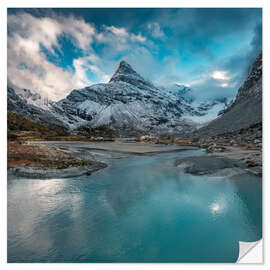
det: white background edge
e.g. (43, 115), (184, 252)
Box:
(0, 0), (268, 269)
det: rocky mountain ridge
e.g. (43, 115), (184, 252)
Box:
(7, 87), (65, 128)
(194, 52), (262, 138)
(8, 56), (259, 137)
(50, 61), (195, 135)
(49, 61), (232, 135)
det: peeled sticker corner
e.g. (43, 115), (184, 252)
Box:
(237, 239), (263, 263)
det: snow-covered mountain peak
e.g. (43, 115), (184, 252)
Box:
(159, 83), (195, 104)
(119, 60), (134, 70)
(7, 82), (53, 111)
(7, 59), (236, 136)
(109, 60), (154, 89)
(110, 60), (137, 79)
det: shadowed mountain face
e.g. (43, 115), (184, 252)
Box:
(194, 53), (262, 138)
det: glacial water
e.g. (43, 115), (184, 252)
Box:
(7, 149), (262, 262)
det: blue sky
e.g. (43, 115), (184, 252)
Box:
(7, 8), (262, 101)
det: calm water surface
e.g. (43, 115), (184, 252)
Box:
(8, 149), (262, 262)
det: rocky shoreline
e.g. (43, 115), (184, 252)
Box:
(8, 162), (107, 179)
(7, 142), (107, 179)
(175, 154), (261, 177)
(8, 136), (262, 180)
(8, 140), (195, 180)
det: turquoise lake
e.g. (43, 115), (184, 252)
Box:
(7, 149), (262, 262)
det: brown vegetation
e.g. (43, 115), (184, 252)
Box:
(7, 113), (69, 141)
(7, 113), (115, 142)
(76, 125), (115, 138)
(174, 139), (200, 146)
(7, 141), (89, 169)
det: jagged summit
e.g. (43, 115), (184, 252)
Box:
(109, 60), (154, 88)
(119, 60), (134, 71)
(109, 60), (138, 81)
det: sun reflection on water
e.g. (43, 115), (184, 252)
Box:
(210, 198), (227, 215)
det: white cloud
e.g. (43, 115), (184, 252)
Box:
(7, 12), (98, 101)
(102, 74), (110, 82)
(188, 76), (209, 87)
(7, 12), (148, 101)
(97, 25), (146, 51)
(8, 32), (79, 101)
(130, 32), (146, 42)
(219, 82), (229, 87)
(61, 16), (95, 50)
(211, 70), (230, 81)
(88, 65), (100, 73)
(73, 55), (111, 84)
(147, 22), (165, 38)
(104, 25), (128, 37)
(72, 58), (92, 87)
(8, 13), (62, 54)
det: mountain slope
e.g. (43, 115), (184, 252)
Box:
(194, 52), (262, 138)
(51, 61), (233, 135)
(7, 60), (242, 137)
(51, 61), (198, 135)
(8, 86), (66, 128)
(159, 84), (231, 125)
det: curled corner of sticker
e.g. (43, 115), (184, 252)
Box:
(237, 239), (263, 263)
